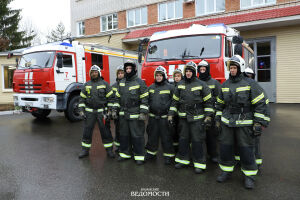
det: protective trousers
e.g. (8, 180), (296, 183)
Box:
(119, 117), (145, 161)
(114, 119), (120, 147)
(145, 117), (175, 158)
(219, 124), (258, 176)
(206, 122), (218, 158)
(175, 119), (206, 169)
(255, 136), (262, 165)
(172, 116), (180, 150)
(81, 111), (113, 150)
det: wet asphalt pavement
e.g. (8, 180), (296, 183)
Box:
(0, 103), (300, 200)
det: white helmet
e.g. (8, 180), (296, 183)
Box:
(245, 67), (254, 74)
(244, 67), (256, 79)
(154, 66), (167, 79)
(227, 55), (245, 72)
(89, 65), (101, 77)
(198, 60), (209, 67)
(116, 65), (124, 76)
(184, 61), (197, 75)
(173, 68), (183, 78)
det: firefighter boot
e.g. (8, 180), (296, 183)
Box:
(136, 160), (145, 165)
(217, 172), (232, 183)
(175, 163), (187, 169)
(117, 156), (130, 162)
(106, 147), (115, 158)
(78, 147), (89, 159)
(194, 168), (204, 174)
(164, 157), (172, 165)
(145, 153), (156, 160)
(244, 176), (255, 189)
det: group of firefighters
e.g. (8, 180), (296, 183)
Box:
(77, 55), (270, 189)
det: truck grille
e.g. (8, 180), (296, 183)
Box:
(19, 84), (42, 93)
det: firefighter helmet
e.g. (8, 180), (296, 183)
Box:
(244, 67), (256, 79)
(227, 55), (245, 72)
(116, 65), (124, 76)
(184, 61), (197, 75)
(197, 60), (210, 73)
(89, 65), (101, 77)
(123, 59), (137, 72)
(154, 66), (167, 79)
(173, 68), (183, 78)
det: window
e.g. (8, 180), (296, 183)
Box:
(101, 13), (118, 32)
(127, 7), (147, 27)
(77, 21), (85, 36)
(240, 0), (276, 9)
(159, 0), (183, 22)
(18, 52), (55, 69)
(2, 65), (16, 90)
(62, 54), (73, 68)
(196, 0), (225, 16)
(146, 35), (222, 62)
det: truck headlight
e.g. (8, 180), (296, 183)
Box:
(13, 96), (18, 101)
(43, 97), (54, 103)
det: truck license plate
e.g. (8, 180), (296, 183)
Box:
(25, 102), (33, 107)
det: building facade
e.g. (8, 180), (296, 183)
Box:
(71, 0), (300, 103)
(0, 0), (299, 108)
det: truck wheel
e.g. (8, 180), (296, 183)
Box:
(64, 95), (82, 122)
(31, 109), (51, 119)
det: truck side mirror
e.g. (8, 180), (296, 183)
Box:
(232, 36), (244, 44)
(138, 52), (142, 64)
(234, 44), (243, 57)
(138, 41), (144, 64)
(7, 53), (13, 59)
(56, 53), (63, 68)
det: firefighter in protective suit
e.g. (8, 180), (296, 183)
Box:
(171, 68), (183, 152)
(243, 67), (270, 167)
(78, 65), (115, 159)
(215, 55), (269, 189)
(198, 60), (221, 163)
(110, 65), (125, 153)
(145, 66), (175, 165)
(113, 60), (149, 165)
(168, 61), (213, 174)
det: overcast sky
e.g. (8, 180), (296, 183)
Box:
(9, 0), (71, 43)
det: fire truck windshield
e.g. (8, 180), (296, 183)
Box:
(146, 35), (221, 62)
(18, 51), (55, 69)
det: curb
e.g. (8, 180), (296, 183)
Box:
(0, 110), (22, 116)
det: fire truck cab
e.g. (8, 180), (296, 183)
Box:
(140, 23), (254, 86)
(13, 41), (138, 121)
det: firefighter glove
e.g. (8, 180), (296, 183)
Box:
(215, 121), (221, 135)
(138, 113), (147, 121)
(168, 115), (174, 126)
(253, 123), (262, 136)
(204, 116), (212, 130)
(111, 110), (118, 120)
(79, 111), (86, 120)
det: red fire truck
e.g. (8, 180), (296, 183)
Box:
(12, 41), (138, 121)
(139, 23), (254, 86)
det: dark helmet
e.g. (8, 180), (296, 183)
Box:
(123, 59), (137, 72)
(124, 59), (137, 79)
